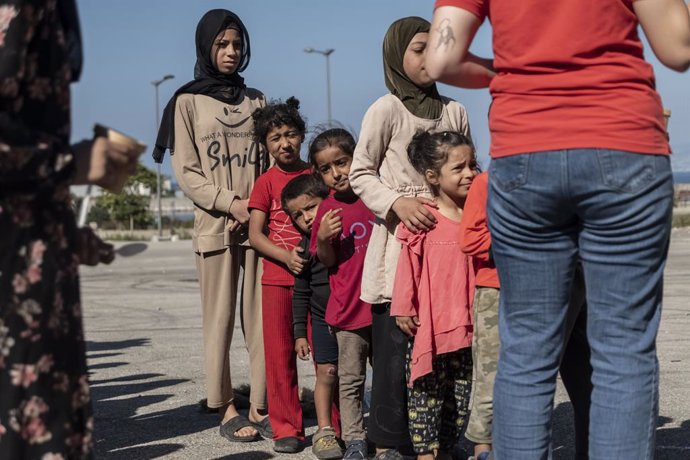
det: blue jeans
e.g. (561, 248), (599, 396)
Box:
(487, 149), (673, 460)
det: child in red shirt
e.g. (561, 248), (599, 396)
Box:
(458, 171), (499, 460)
(309, 128), (375, 460)
(248, 97), (310, 454)
(391, 130), (478, 460)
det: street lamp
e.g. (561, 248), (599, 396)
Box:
(304, 47), (335, 125)
(152, 74), (175, 238)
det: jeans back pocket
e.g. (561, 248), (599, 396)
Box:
(596, 150), (657, 194)
(489, 153), (530, 193)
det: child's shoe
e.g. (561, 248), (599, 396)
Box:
(373, 449), (404, 460)
(477, 451), (492, 460)
(312, 427), (344, 459)
(273, 436), (304, 453)
(343, 439), (368, 460)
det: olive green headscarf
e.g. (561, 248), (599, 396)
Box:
(383, 16), (443, 120)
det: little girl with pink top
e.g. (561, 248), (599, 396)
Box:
(391, 130), (478, 460)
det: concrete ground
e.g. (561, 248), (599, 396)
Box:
(80, 229), (690, 459)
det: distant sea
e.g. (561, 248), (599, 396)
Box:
(674, 172), (690, 184)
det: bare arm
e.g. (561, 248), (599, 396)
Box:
(426, 6), (495, 87)
(439, 52), (496, 88)
(634, 0), (690, 71)
(248, 209), (290, 265)
(316, 238), (337, 268)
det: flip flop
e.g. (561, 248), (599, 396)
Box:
(219, 415), (261, 443)
(251, 416), (273, 439)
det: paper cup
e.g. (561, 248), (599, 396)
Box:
(93, 124), (148, 193)
(94, 124), (147, 155)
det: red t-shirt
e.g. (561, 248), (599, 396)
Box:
(459, 172), (499, 289)
(435, 0), (670, 158)
(248, 165), (310, 286)
(310, 195), (374, 331)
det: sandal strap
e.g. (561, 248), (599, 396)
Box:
(222, 415), (253, 432)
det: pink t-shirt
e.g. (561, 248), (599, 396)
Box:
(391, 205), (475, 386)
(310, 195), (374, 331)
(248, 165), (310, 286)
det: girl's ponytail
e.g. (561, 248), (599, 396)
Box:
(407, 130), (476, 176)
(407, 130), (435, 174)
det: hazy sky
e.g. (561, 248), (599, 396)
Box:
(71, 0), (690, 178)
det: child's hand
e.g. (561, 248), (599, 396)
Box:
(226, 217), (242, 233)
(395, 315), (420, 337)
(317, 208), (343, 242)
(391, 197), (437, 232)
(77, 227), (115, 266)
(287, 246), (306, 275)
(295, 338), (311, 360)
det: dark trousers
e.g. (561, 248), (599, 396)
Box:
(559, 264), (592, 459)
(369, 302), (413, 448)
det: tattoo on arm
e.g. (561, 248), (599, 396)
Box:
(436, 18), (456, 50)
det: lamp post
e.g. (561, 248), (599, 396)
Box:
(304, 47), (335, 125)
(152, 74), (175, 238)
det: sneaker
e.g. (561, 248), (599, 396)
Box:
(343, 439), (368, 460)
(312, 427), (344, 459)
(274, 436), (304, 454)
(374, 449), (404, 460)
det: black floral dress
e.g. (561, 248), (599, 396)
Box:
(0, 0), (93, 458)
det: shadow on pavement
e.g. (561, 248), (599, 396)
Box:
(551, 404), (690, 459)
(86, 338), (209, 458)
(86, 338), (151, 352)
(90, 373), (166, 386)
(88, 361), (130, 371)
(93, 378), (188, 400)
(213, 453), (275, 460)
(103, 443), (186, 459)
(656, 416), (690, 460)
(551, 401), (576, 459)
(94, 401), (217, 457)
(87, 352), (124, 360)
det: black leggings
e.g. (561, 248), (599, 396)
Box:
(368, 302), (413, 448)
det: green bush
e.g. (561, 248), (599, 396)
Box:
(672, 213), (690, 228)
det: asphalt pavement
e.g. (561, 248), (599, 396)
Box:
(80, 228), (690, 459)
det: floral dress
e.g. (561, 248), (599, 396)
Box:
(0, 0), (93, 458)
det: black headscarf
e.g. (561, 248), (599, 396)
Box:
(153, 9), (251, 163)
(58, 0), (83, 82)
(383, 17), (443, 120)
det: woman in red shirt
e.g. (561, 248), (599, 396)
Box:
(425, 1), (690, 459)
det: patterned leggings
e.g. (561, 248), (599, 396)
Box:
(406, 346), (473, 454)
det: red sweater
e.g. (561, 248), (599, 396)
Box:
(459, 172), (499, 289)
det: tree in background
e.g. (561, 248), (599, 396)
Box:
(95, 163), (157, 230)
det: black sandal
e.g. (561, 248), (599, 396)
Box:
(219, 415), (261, 443)
(251, 416), (273, 439)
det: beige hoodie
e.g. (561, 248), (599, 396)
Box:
(349, 94), (472, 304)
(171, 89), (268, 253)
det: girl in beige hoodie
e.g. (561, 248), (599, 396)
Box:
(348, 16), (472, 460)
(153, 9), (270, 442)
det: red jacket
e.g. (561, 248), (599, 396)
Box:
(460, 172), (500, 289)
